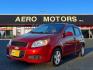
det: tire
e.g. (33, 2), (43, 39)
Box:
(51, 48), (62, 66)
(80, 46), (85, 56)
(75, 46), (85, 57)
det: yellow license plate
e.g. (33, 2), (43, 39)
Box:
(10, 50), (20, 57)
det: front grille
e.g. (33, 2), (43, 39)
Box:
(11, 41), (27, 47)
(19, 51), (25, 58)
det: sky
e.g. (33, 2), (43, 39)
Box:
(0, 0), (93, 14)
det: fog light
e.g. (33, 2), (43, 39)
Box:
(28, 55), (41, 60)
(32, 50), (36, 53)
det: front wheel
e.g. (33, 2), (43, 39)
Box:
(51, 48), (62, 66)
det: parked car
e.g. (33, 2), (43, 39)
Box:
(7, 23), (85, 66)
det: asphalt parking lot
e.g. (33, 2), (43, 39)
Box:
(0, 39), (93, 70)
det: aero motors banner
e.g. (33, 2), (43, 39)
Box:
(0, 15), (93, 26)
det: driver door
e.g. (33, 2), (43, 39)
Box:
(62, 26), (75, 56)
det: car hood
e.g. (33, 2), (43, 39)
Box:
(13, 33), (54, 42)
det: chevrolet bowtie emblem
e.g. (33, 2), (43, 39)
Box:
(14, 47), (19, 50)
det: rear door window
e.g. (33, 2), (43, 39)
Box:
(74, 27), (81, 36)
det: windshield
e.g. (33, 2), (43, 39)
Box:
(30, 24), (64, 34)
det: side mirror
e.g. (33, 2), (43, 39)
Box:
(64, 32), (73, 37)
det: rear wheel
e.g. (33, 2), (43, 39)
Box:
(51, 48), (62, 66)
(80, 46), (85, 56)
(75, 44), (85, 57)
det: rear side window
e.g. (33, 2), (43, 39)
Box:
(74, 27), (81, 36)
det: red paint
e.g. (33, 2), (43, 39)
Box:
(7, 23), (85, 64)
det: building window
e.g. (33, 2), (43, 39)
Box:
(81, 30), (89, 38)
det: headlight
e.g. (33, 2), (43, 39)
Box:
(7, 39), (12, 47)
(32, 39), (50, 48)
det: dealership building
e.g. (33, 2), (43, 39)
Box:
(0, 15), (93, 39)
(0, 27), (33, 38)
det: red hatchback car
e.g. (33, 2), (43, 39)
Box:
(7, 23), (85, 66)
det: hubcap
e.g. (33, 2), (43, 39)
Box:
(54, 51), (61, 65)
(81, 47), (84, 55)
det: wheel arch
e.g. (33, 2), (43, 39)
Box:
(49, 45), (63, 61)
(81, 42), (85, 47)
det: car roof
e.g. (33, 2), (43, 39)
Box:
(42, 23), (65, 25)
(42, 23), (78, 27)
(65, 23), (79, 28)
